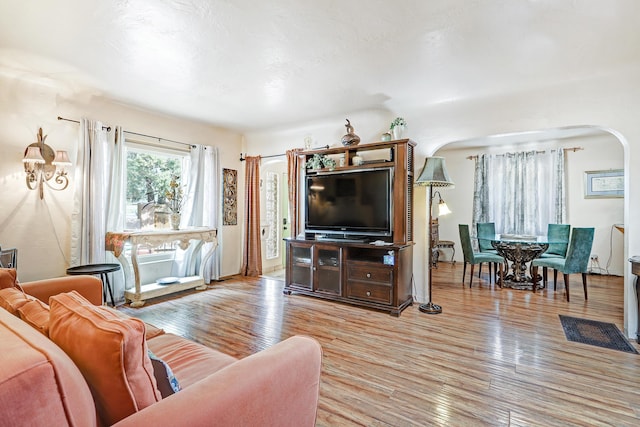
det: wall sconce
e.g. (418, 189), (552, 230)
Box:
(22, 127), (72, 199)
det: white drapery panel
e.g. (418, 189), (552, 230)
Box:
(70, 119), (110, 266)
(472, 149), (566, 237)
(104, 127), (127, 302)
(181, 145), (221, 282)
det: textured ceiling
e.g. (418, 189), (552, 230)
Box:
(1, 0), (638, 132)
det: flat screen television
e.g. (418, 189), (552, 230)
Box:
(305, 168), (393, 238)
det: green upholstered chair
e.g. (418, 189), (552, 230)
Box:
(540, 224), (571, 259)
(476, 222), (497, 253)
(531, 227), (594, 302)
(459, 224), (504, 288)
(476, 222), (499, 279)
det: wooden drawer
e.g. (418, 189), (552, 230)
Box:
(346, 281), (392, 305)
(347, 264), (393, 285)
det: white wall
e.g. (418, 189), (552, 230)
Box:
(244, 64), (640, 338)
(0, 72), (245, 282)
(436, 134), (624, 276)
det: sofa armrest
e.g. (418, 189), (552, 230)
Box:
(20, 276), (103, 306)
(113, 335), (322, 427)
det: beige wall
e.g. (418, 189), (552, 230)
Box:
(0, 73), (245, 282)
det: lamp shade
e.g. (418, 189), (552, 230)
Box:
(52, 150), (72, 166)
(416, 156), (454, 187)
(438, 200), (452, 216)
(23, 146), (45, 163)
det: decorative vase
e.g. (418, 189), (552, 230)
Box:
(170, 212), (181, 230)
(392, 125), (405, 140)
(341, 119), (361, 146)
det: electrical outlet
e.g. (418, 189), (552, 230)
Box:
(590, 254), (599, 261)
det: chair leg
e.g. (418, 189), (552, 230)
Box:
(563, 273), (570, 302)
(498, 262), (504, 288)
(582, 273), (588, 300)
(478, 263), (482, 279)
(469, 264), (475, 288)
(542, 267), (547, 287)
(553, 269), (558, 291)
(462, 262), (467, 284)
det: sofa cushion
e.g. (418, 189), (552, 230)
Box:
(0, 287), (34, 315)
(147, 333), (237, 389)
(102, 305), (166, 340)
(48, 291), (162, 426)
(0, 308), (97, 426)
(17, 299), (50, 336)
(0, 268), (18, 289)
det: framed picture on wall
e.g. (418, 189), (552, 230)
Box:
(584, 169), (624, 198)
(223, 168), (238, 225)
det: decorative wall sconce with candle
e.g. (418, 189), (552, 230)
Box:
(22, 127), (72, 199)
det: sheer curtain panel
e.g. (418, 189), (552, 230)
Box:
(472, 149), (566, 237)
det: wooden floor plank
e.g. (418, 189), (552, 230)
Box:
(119, 263), (640, 426)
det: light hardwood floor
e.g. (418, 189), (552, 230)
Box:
(119, 263), (640, 426)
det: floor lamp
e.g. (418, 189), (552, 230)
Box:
(415, 156), (454, 314)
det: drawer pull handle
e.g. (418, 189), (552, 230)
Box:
(366, 291), (371, 296)
(366, 273), (371, 278)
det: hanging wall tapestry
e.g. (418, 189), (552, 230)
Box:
(223, 168), (238, 225)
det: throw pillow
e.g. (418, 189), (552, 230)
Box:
(0, 287), (34, 315)
(0, 268), (18, 289)
(48, 291), (161, 426)
(148, 350), (181, 398)
(17, 299), (50, 336)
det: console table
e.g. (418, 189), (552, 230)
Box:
(105, 228), (217, 307)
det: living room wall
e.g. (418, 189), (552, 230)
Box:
(0, 71), (245, 282)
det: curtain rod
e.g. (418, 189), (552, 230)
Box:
(240, 145), (330, 161)
(123, 130), (194, 148)
(57, 116), (111, 131)
(466, 146), (583, 160)
(57, 116), (194, 148)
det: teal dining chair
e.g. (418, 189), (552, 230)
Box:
(459, 224), (504, 288)
(476, 222), (498, 280)
(540, 224), (571, 259)
(531, 227), (594, 302)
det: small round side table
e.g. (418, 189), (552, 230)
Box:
(66, 263), (121, 307)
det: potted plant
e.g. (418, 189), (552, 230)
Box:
(165, 175), (184, 230)
(305, 154), (336, 171)
(390, 117), (407, 140)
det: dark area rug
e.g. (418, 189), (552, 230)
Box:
(559, 315), (638, 354)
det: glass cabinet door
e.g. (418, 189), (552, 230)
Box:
(289, 244), (312, 289)
(314, 246), (341, 294)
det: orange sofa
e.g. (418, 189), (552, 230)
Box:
(0, 274), (322, 426)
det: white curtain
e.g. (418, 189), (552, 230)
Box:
(70, 119), (110, 266)
(105, 127), (127, 302)
(472, 149), (566, 236)
(181, 145), (221, 282)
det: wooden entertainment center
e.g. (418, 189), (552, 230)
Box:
(284, 139), (415, 316)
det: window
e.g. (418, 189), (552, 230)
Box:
(125, 141), (189, 230)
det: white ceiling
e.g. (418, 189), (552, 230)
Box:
(1, 0), (639, 133)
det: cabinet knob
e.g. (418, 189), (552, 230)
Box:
(366, 291), (371, 296)
(366, 273), (371, 278)
(313, 266), (317, 271)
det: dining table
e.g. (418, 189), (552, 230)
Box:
(482, 234), (557, 291)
